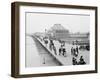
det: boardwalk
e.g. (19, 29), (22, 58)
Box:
(34, 35), (89, 66)
(25, 35), (61, 67)
(25, 34), (89, 67)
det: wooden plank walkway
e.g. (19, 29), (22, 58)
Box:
(33, 35), (73, 66)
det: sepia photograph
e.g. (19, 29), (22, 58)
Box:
(11, 2), (97, 78)
(25, 12), (90, 67)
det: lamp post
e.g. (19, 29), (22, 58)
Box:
(45, 29), (47, 38)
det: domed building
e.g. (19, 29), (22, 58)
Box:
(47, 24), (69, 40)
(46, 24), (89, 45)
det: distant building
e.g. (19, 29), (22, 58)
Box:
(47, 24), (69, 39)
(47, 24), (89, 45)
(69, 33), (89, 45)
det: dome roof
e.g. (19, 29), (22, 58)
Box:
(49, 24), (68, 31)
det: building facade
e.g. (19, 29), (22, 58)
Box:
(47, 24), (89, 45)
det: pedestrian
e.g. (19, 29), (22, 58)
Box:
(63, 48), (66, 57)
(79, 56), (86, 65)
(71, 47), (74, 55)
(44, 39), (48, 46)
(72, 57), (77, 65)
(59, 48), (61, 55)
(73, 47), (78, 57)
(53, 45), (57, 55)
(73, 48), (76, 56)
(76, 46), (79, 54)
(49, 39), (54, 50)
(49, 40), (52, 50)
(59, 45), (63, 56)
(51, 40), (54, 46)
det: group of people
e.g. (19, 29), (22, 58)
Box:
(42, 37), (79, 58)
(49, 39), (57, 55)
(59, 42), (67, 57)
(37, 36), (87, 65)
(72, 56), (86, 65)
(71, 45), (86, 65)
(71, 46), (79, 57)
(43, 38), (67, 56)
(42, 37), (67, 56)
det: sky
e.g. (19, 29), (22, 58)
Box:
(26, 12), (90, 34)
